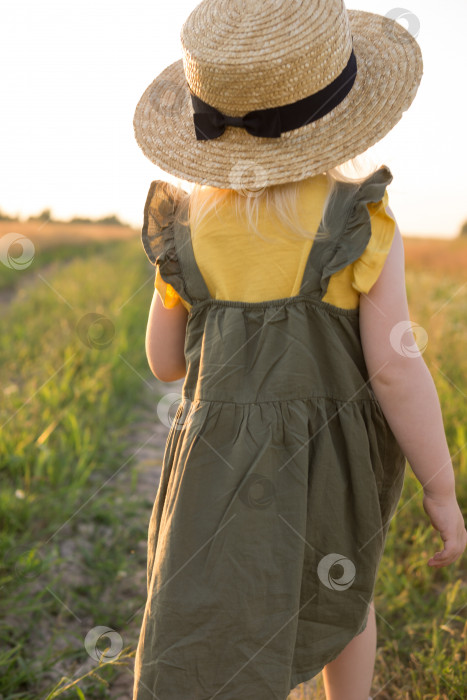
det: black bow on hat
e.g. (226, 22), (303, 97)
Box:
(191, 93), (282, 140)
(189, 48), (358, 142)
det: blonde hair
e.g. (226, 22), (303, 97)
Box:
(171, 151), (383, 243)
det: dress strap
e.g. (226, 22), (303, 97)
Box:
(299, 165), (394, 300)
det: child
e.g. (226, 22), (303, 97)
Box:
(132, 1), (467, 699)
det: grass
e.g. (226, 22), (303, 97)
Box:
(0, 220), (136, 292)
(0, 229), (159, 698)
(369, 251), (467, 700)
(0, 227), (466, 699)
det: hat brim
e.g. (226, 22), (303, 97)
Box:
(133, 10), (423, 189)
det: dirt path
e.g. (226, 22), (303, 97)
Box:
(0, 258), (76, 310)
(109, 380), (180, 699)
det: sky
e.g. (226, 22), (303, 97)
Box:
(1, 0), (466, 237)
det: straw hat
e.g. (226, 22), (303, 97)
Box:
(133, 0), (423, 190)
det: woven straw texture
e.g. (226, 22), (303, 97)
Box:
(133, 0), (423, 189)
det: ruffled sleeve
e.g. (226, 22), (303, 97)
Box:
(318, 166), (395, 301)
(142, 180), (192, 310)
(351, 187), (396, 295)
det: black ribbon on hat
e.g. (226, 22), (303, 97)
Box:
(191, 48), (357, 141)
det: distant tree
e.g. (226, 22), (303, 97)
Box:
(95, 214), (125, 227)
(70, 216), (93, 225)
(460, 220), (467, 237)
(0, 209), (17, 221)
(22, 209), (128, 227)
(28, 208), (53, 223)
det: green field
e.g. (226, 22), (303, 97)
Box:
(0, 225), (466, 699)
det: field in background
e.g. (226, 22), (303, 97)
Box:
(0, 225), (466, 699)
(403, 234), (467, 278)
(0, 221), (138, 294)
(0, 220), (137, 242)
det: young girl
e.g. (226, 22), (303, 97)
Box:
(132, 1), (467, 699)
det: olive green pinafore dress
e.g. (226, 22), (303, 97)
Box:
(133, 166), (407, 700)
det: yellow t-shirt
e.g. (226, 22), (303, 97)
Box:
(154, 175), (395, 313)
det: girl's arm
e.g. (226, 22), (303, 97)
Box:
(359, 207), (455, 496)
(359, 207), (466, 567)
(145, 289), (188, 383)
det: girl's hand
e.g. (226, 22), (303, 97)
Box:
(422, 491), (467, 567)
